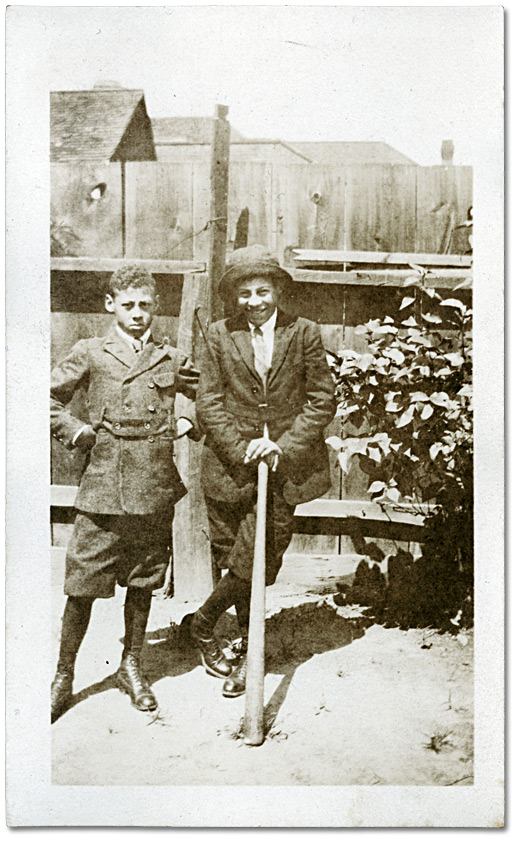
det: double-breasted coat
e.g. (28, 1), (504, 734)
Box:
(51, 324), (198, 516)
(196, 309), (337, 505)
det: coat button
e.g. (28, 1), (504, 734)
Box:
(144, 422), (151, 430)
(148, 382), (154, 389)
(148, 436), (155, 443)
(115, 423), (121, 430)
(122, 404), (130, 412)
(148, 406), (156, 413)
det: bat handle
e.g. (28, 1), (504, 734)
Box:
(243, 459), (269, 746)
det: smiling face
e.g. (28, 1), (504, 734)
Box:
(105, 285), (159, 338)
(236, 276), (279, 327)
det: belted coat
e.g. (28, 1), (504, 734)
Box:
(196, 309), (337, 506)
(51, 324), (199, 516)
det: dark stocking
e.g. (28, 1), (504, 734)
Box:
(197, 571), (251, 631)
(122, 588), (153, 658)
(57, 596), (94, 673)
(234, 587), (251, 638)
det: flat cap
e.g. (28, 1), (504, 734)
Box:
(218, 245), (294, 300)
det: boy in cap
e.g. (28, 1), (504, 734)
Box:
(190, 245), (337, 696)
(50, 264), (199, 721)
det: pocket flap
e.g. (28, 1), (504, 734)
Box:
(153, 372), (176, 389)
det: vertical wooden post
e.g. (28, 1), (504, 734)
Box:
(208, 104), (230, 320)
(173, 272), (214, 601)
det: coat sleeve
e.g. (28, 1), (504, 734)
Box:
(275, 320), (337, 460)
(196, 325), (249, 465)
(173, 352), (201, 440)
(50, 340), (91, 449)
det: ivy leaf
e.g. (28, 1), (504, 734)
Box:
(368, 447), (381, 463)
(357, 353), (376, 371)
(339, 403), (361, 416)
(430, 392), (450, 407)
(403, 448), (420, 462)
(445, 352), (464, 366)
(325, 436), (344, 452)
(421, 403), (434, 420)
(403, 276), (420, 287)
(430, 442), (444, 460)
(422, 312), (442, 324)
(402, 316), (418, 327)
(395, 405), (415, 427)
(385, 399), (402, 412)
(368, 375), (378, 386)
(400, 296), (415, 310)
(440, 298), (466, 311)
(410, 391), (429, 402)
(424, 287), (440, 299)
(383, 347), (405, 365)
(368, 480), (385, 496)
(384, 487), (400, 503)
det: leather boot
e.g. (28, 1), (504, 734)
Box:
(222, 637), (248, 698)
(51, 669), (74, 722)
(190, 611), (233, 678)
(116, 653), (158, 711)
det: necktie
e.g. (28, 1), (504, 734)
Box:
(132, 338), (143, 354)
(252, 326), (270, 385)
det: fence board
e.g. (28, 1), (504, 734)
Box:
(415, 166), (473, 253)
(125, 162), (195, 260)
(227, 162), (273, 251)
(51, 163), (123, 258)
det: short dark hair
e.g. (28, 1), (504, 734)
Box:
(107, 264), (156, 297)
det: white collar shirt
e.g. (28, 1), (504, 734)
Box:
(248, 308), (277, 369)
(116, 325), (152, 351)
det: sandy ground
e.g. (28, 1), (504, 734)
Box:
(51, 554), (473, 787)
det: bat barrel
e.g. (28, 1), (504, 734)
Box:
(243, 459), (269, 746)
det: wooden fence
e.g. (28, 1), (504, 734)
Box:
(50, 160), (472, 563)
(51, 161), (473, 263)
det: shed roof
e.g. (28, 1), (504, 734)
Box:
(51, 89), (149, 162)
(290, 141), (417, 166)
(152, 116), (245, 145)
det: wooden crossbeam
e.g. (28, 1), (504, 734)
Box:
(290, 268), (472, 288)
(292, 249), (472, 268)
(51, 257), (206, 275)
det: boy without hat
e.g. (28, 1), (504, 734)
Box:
(50, 264), (199, 720)
(189, 246), (337, 696)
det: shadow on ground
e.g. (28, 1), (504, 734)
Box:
(56, 601), (371, 724)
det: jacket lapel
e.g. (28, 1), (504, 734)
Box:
(268, 310), (298, 384)
(228, 315), (263, 385)
(125, 335), (170, 381)
(103, 325), (135, 369)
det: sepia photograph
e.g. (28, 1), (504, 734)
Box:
(5, 3), (504, 827)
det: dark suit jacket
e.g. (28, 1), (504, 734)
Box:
(196, 309), (337, 505)
(51, 324), (198, 515)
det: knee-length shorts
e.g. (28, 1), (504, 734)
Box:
(64, 508), (173, 597)
(205, 478), (296, 586)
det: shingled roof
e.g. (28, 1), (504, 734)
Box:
(152, 116), (245, 145)
(51, 89), (156, 162)
(289, 141), (417, 166)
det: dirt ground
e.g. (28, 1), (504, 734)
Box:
(51, 554), (473, 787)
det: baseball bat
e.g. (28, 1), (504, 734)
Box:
(243, 459), (269, 746)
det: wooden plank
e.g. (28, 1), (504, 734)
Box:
(415, 166), (473, 254)
(295, 498), (430, 524)
(51, 257), (205, 274)
(191, 161), (211, 261)
(173, 273), (214, 600)
(291, 268), (472, 288)
(208, 105), (231, 319)
(124, 162), (196, 261)
(51, 162), (124, 258)
(227, 161), (272, 252)
(51, 485), (78, 507)
(292, 249), (472, 267)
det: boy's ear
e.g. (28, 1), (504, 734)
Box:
(105, 293), (115, 313)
